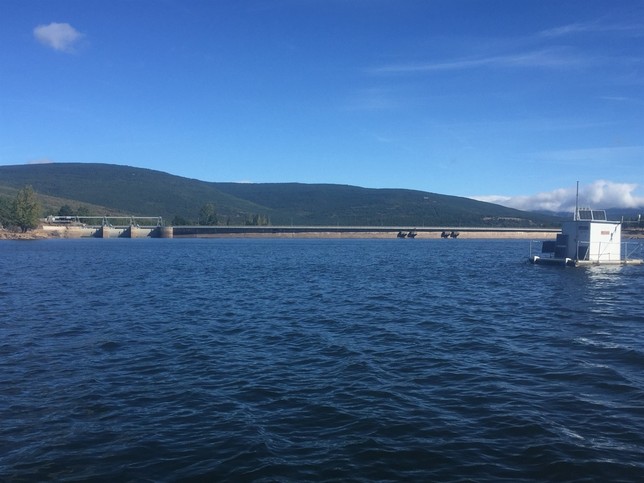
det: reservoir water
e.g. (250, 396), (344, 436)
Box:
(1, 238), (643, 481)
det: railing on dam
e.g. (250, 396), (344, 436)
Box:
(43, 215), (168, 238)
(46, 215), (164, 228)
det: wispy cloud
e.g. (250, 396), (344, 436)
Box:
(370, 16), (642, 77)
(474, 180), (644, 212)
(370, 48), (588, 74)
(33, 22), (84, 53)
(342, 87), (403, 111)
(539, 20), (644, 38)
(598, 95), (644, 106)
(536, 145), (644, 165)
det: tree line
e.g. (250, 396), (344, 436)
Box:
(0, 187), (273, 232)
(0, 186), (94, 232)
(170, 203), (270, 226)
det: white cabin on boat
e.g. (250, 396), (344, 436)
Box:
(560, 209), (621, 262)
(530, 208), (642, 266)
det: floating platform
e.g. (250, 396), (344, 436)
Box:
(529, 255), (643, 267)
(528, 205), (643, 267)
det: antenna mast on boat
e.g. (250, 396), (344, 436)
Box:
(574, 181), (579, 221)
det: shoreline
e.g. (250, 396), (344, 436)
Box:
(174, 231), (556, 240)
(2, 227), (641, 241)
(1, 228), (556, 240)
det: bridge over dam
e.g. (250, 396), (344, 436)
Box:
(42, 216), (559, 239)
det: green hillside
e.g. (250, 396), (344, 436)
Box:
(0, 163), (559, 227)
(0, 163), (270, 225)
(212, 182), (554, 226)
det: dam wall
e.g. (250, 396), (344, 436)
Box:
(40, 224), (558, 239)
(42, 224), (161, 238)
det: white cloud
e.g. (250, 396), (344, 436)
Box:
(473, 180), (644, 213)
(27, 158), (55, 164)
(583, 180), (644, 208)
(34, 22), (84, 53)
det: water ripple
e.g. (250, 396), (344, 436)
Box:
(1, 239), (643, 481)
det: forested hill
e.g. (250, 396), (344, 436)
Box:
(0, 163), (559, 227)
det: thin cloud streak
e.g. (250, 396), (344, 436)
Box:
(536, 145), (644, 165)
(369, 17), (642, 77)
(539, 20), (644, 38)
(342, 88), (403, 111)
(370, 48), (589, 74)
(598, 95), (644, 106)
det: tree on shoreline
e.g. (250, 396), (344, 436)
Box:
(0, 196), (12, 228)
(12, 186), (41, 232)
(56, 204), (91, 217)
(198, 202), (218, 225)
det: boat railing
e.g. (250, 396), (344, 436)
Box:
(529, 240), (549, 259)
(576, 240), (642, 261)
(624, 241), (643, 261)
(529, 239), (560, 260)
(529, 239), (641, 262)
(574, 240), (623, 262)
(576, 240), (591, 261)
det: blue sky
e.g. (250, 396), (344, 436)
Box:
(1, 0), (643, 212)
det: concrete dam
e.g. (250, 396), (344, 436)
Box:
(42, 216), (559, 239)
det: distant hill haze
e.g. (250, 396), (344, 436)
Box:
(0, 163), (561, 227)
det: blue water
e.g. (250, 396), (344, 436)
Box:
(1, 238), (643, 481)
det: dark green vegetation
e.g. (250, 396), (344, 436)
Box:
(0, 163), (560, 227)
(0, 185), (42, 231)
(0, 196), (13, 228)
(11, 186), (41, 232)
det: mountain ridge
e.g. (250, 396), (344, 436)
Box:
(0, 163), (560, 227)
